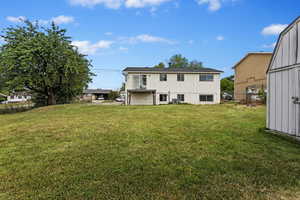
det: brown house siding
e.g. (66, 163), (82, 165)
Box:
(233, 53), (272, 102)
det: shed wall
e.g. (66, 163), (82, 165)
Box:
(268, 67), (297, 135)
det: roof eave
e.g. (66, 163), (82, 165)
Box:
(232, 52), (273, 69)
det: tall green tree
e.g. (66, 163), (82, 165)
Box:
(153, 62), (165, 68)
(0, 21), (93, 106)
(154, 54), (203, 69)
(168, 54), (189, 68)
(221, 76), (234, 94)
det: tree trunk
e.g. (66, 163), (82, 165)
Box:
(47, 89), (56, 105)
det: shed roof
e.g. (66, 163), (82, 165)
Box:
(232, 52), (272, 69)
(267, 16), (300, 73)
(123, 67), (223, 73)
(83, 89), (112, 94)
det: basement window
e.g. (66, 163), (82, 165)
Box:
(200, 95), (214, 102)
(177, 94), (185, 102)
(160, 94), (167, 102)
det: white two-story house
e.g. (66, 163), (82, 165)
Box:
(123, 67), (223, 105)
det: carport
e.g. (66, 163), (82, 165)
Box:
(127, 89), (156, 105)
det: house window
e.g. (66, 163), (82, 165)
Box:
(160, 94), (167, 102)
(142, 75), (147, 86)
(177, 94), (184, 102)
(200, 74), (214, 81)
(160, 74), (167, 81)
(18, 96), (22, 99)
(177, 74), (185, 81)
(200, 95), (214, 102)
(10, 96), (14, 99)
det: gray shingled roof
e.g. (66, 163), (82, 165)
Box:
(123, 67), (223, 73)
(83, 89), (112, 94)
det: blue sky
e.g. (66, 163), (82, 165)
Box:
(1, 0), (299, 89)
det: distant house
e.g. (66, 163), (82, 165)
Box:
(82, 89), (112, 101)
(123, 67), (223, 105)
(7, 92), (32, 103)
(233, 52), (272, 103)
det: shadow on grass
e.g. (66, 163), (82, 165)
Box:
(259, 127), (300, 146)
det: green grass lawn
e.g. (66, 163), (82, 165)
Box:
(0, 104), (300, 200)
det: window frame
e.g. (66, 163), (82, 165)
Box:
(199, 74), (214, 82)
(159, 94), (168, 102)
(142, 75), (147, 86)
(160, 73), (167, 81)
(177, 74), (185, 82)
(199, 95), (214, 102)
(177, 94), (185, 102)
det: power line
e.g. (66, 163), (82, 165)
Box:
(91, 67), (123, 72)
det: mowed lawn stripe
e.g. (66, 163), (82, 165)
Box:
(0, 104), (299, 200)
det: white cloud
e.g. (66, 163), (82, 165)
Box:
(262, 42), (276, 49)
(38, 19), (50, 25)
(69, 0), (123, 8)
(125, 0), (173, 8)
(0, 37), (5, 44)
(6, 16), (27, 23)
(196, 0), (221, 11)
(72, 40), (114, 54)
(68, 0), (173, 8)
(7, 15), (74, 25)
(51, 15), (75, 25)
(262, 24), (288, 35)
(216, 35), (224, 41)
(196, 0), (237, 11)
(120, 34), (175, 44)
(119, 46), (129, 51)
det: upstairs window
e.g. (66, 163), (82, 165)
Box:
(160, 94), (167, 102)
(142, 75), (147, 86)
(160, 74), (167, 81)
(177, 74), (185, 82)
(200, 74), (214, 81)
(177, 94), (185, 102)
(200, 95), (214, 102)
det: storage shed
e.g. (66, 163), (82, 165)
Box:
(267, 16), (300, 139)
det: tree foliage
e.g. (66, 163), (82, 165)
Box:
(108, 91), (119, 100)
(189, 60), (203, 69)
(153, 54), (203, 69)
(0, 21), (94, 106)
(154, 62), (165, 68)
(168, 54), (189, 68)
(221, 75), (234, 94)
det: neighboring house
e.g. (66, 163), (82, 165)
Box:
(123, 67), (223, 105)
(7, 92), (32, 103)
(267, 16), (300, 139)
(233, 52), (272, 103)
(82, 89), (112, 101)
